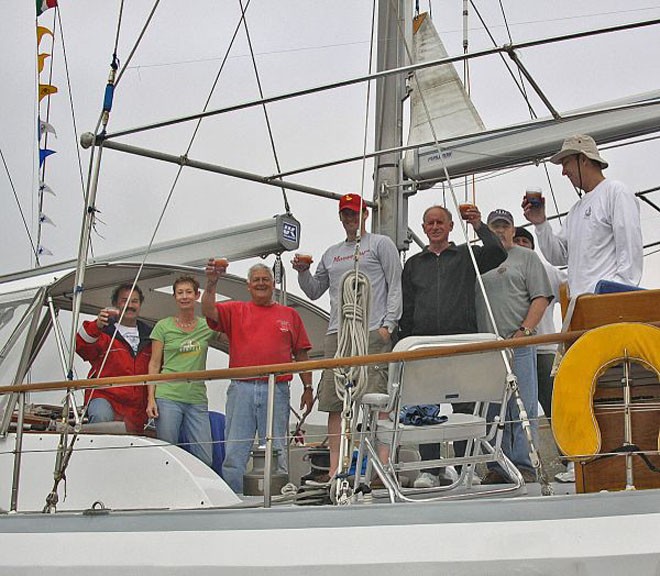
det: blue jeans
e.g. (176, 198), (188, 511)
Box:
(155, 398), (213, 467)
(87, 398), (115, 423)
(489, 346), (538, 472)
(223, 379), (290, 494)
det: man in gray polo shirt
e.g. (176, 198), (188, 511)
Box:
(476, 209), (553, 484)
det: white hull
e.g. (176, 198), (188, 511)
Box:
(1, 489), (659, 574)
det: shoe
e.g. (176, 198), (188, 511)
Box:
(481, 469), (511, 485)
(304, 473), (331, 486)
(370, 476), (386, 489)
(414, 472), (440, 488)
(521, 468), (538, 483)
(555, 462), (575, 483)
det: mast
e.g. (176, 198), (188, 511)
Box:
(372, 0), (412, 250)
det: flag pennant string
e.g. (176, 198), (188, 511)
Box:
(36, 5), (59, 259)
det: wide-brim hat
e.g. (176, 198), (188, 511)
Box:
(549, 134), (608, 169)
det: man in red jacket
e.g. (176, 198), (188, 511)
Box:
(75, 283), (152, 433)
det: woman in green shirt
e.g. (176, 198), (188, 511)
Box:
(147, 275), (216, 466)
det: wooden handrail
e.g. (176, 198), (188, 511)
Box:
(1, 323), (658, 395)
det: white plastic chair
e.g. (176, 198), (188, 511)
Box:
(356, 333), (524, 502)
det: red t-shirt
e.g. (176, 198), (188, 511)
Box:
(207, 301), (311, 382)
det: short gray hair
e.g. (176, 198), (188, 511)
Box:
(247, 263), (274, 282)
(422, 205), (453, 224)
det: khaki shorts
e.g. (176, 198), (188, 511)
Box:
(317, 329), (392, 413)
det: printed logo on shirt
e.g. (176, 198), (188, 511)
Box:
(277, 319), (292, 333)
(333, 249), (371, 263)
(179, 339), (201, 354)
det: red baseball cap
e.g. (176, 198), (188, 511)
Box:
(339, 194), (367, 213)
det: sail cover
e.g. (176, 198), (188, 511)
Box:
(403, 12), (485, 180)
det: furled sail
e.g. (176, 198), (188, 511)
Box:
(403, 12), (485, 183)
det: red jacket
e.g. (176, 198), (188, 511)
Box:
(76, 319), (152, 433)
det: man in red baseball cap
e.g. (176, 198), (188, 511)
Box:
(293, 193), (402, 481)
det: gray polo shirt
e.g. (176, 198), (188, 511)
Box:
(475, 245), (553, 338)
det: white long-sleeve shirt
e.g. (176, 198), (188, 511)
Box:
(534, 179), (643, 296)
(536, 263), (567, 354)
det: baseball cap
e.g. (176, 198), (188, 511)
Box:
(487, 209), (514, 226)
(549, 134), (608, 168)
(339, 194), (367, 213)
(514, 226), (535, 249)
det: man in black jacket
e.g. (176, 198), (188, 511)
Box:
(399, 204), (506, 487)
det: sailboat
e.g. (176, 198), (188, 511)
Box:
(0, 1), (659, 573)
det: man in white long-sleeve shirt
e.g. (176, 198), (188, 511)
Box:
(523, 134), (643, 296)
(293, 193), (402, 479)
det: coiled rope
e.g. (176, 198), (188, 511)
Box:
(333, 270), (371, 401)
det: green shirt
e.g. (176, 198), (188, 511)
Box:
(150, 317), (216, 404)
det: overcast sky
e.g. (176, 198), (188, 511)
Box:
(2, 1), (659, 284)
(2, 0), (660, 420)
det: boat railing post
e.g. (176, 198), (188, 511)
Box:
(10, 392), (26, 511)
(622, 354), (636, 490)
(263, 372), (276, 508)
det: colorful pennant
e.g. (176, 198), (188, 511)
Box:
(39, 148), (56, 166)
(38, 83), (58, 102)
(38, 52), (50, 74)
(39, 181), (56, 196)
(37, 25), (53, 46)
(38, 118), (57, 139)
(36, 0), (58, 17)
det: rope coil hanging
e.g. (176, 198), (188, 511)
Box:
(333, 270), (371, 401)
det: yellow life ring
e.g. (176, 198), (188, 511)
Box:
(552, 322), (660, 461)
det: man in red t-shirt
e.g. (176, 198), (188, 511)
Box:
(75, 284), (151, 433)
(202, 262), (313, 494)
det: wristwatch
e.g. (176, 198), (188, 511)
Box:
(519, 326), (533, 336)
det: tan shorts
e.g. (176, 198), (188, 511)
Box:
(317, 329), (392, 413)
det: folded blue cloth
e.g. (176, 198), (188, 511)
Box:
(594, 280), (644, 294)
(400, 404), (448, 426)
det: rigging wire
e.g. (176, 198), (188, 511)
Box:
(115, 1), (161, 87)
(496, 0), (535, 119)
(391, 4), (552, 493)
(47, 0), (131, 515)
(102, 17), (660, 142)
(331, 0), (378, 490)
(0, 148), (39, 259)
(94, 0), (254, 385)
(468, 0), (539, 119)
(55, 9), (92, 248)
(237, 0), (290, 214)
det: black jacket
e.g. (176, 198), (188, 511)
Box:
(398, 226), (506, 339)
